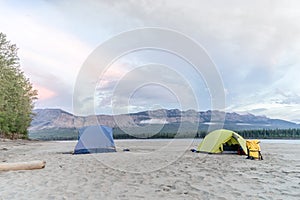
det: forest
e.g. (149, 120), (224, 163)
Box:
(0, 33), (37, 139)
(114, 128), (300, 139)
(29, 127), (300, 140)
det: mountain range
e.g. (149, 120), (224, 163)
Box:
(30, 108), (299, 131)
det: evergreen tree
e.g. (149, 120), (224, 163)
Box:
(0, 32), (37, 139)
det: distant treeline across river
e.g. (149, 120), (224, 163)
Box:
(29, 127), (300, 141)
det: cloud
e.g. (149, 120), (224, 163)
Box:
(275, 89), (300, 105)
(78, 1), (300, 113)
(0, 1), (92, 112)
(226, 87), (300, 121)
(140, 118), (168, 124)
(1, 1), (300, 121)
(33, 84), (56, 100)
(94, 62), (200, 115)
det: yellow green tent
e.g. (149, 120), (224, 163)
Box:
(197, 129), (247, 154)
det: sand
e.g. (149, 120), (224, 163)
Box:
(0, 139), (299, 200)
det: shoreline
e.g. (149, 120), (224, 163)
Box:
(1, 140), (300, 199)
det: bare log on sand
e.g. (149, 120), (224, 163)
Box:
(0, 160), (46, 171)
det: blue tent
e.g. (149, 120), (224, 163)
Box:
(74, 126), (116, 154)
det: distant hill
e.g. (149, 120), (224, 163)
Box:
(29, 108), (300, 140)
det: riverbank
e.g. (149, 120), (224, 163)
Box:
(1, 139), (299, 199)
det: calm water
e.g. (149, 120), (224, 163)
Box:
(116, 138), (300, 144)
(56, 138), (300, 144)
(259, 139), (300, 144)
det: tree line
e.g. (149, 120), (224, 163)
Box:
(28, 127), (300, 140)
(235, 129), (300, 139)
(113, 128), (300, 139)
(0, 32), (37, 139)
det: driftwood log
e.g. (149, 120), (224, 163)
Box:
(0, 160), (46, 171)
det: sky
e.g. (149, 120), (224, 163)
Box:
(0, 0), (300, 122)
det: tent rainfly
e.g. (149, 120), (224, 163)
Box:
(74, 125), (116, 154)
(197, 129), (247, 154)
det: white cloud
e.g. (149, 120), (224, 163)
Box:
(1, 0), (300, 121)
(0, 2), (93, 112)
(140, 119), (168, 124)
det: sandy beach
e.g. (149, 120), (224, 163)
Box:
(0, 139), (299, 200)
